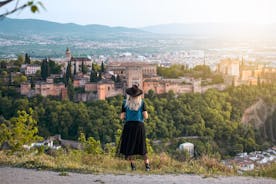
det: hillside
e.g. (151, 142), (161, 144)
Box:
(142, 23), (276, 39)
(0, 18), (156, 57)
(241, 99), (276, 142)
(0, 18), (149, 37)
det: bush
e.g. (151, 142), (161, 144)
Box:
(79, 133), (103, 155)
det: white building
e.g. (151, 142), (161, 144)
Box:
(179, 142), (194, 157)
(238, 161), (255, 171)
(217, 59), (240, 77)
(21, 64), (41, 76)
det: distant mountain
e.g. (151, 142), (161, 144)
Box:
(0, 18), (149, 37)
(142, 23), (276, 39)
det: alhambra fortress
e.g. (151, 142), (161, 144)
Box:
(20, 49), (276, 101)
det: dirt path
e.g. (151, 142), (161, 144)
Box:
(0, 167), (275, 184)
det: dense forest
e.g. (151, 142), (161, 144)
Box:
(157, 64), (224, 85)
(0, 84), (276, 157)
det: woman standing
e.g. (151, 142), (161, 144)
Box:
(119, 85), (150, 171)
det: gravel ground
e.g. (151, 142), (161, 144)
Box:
(0, 167), (276, 184)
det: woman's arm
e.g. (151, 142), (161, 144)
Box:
(143, 111), (148, 119)
(121, 101), (126, 120)
(120, 112), (125, 120)
(142, 101), (148, 119)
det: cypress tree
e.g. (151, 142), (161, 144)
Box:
(257, 75), (261, 87)
(65, 61), (72, 86)
(41, 58), (49, 81)
(25, 53), (31, 64)
(67, 79), (75, 101)
(73, 62), (77, 75)
(30, 76), (35, 88)
(90, 62), (97, 82)
(101, 61), (105, 73)
(81, 61), (85, 74)
(111, 75), (116, 81)
(116, 75), (121, 83)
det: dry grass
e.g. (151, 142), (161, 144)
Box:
(0, 150), (234, 176)
(246, 162), (276, 179)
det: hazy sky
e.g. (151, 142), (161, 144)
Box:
(4, 0), (276, 27)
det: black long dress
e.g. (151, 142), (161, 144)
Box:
(119, 101), (147, 157)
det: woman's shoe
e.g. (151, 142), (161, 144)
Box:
(145, 163), (150, 171)
(131, 162), (136, 171)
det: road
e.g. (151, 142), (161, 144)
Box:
(0, 167), (275, 184)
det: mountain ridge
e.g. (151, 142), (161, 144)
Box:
(142, 22), (276, 38)
(0, 18), (149, 35)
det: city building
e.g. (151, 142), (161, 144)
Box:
(107, 61), (157, 90)
(84, 80), (123, 100)
(217, 58), (276, 86)
(217, 59), (240, 77)
(35, 78), (67, 99)
(20, 82), (31, 96)
(73, 74), (90, 88)
(55, 48), (92, 74)
(21, 64), (41, 76)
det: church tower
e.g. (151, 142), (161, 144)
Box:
(65, 48), (72, 61)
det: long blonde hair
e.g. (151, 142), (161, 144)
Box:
(125, 95), (142, 111)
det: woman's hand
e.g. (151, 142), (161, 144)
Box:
(120, 112), (126, 120)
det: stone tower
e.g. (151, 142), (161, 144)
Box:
(65, 48), (72, 61)
(126, 67), (143, 88)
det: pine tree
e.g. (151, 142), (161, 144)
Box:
(25, 53), (31, 64)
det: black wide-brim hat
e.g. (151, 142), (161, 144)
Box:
(126, 85), (143, 97)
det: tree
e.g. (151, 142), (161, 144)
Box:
(67, 79), (74, 101)
(15, 54), (24, 66)
(116, 75), (121, 83)
(0, 0), (44, 18)
(90, 63), (97, 82)
(25, 53), (31, 64)
(0, 109), (42, 151)
(81, 61), (84, 74)
(81, 61), (88, 74)
(73, 62), (77, 75)
(111, 75), (116, 81)
(101, 61), (105, 73)
(79, 132), (103, 154)
(48, 60), (61, 74)
(257, 75), (261, 87)
(65, 61), (72, 86)
(0, 60), (7, 68)
(40, 58), (49, 81)
(13, 74), (27, 86)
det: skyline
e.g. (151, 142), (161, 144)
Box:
(1, 0), (276, 27)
